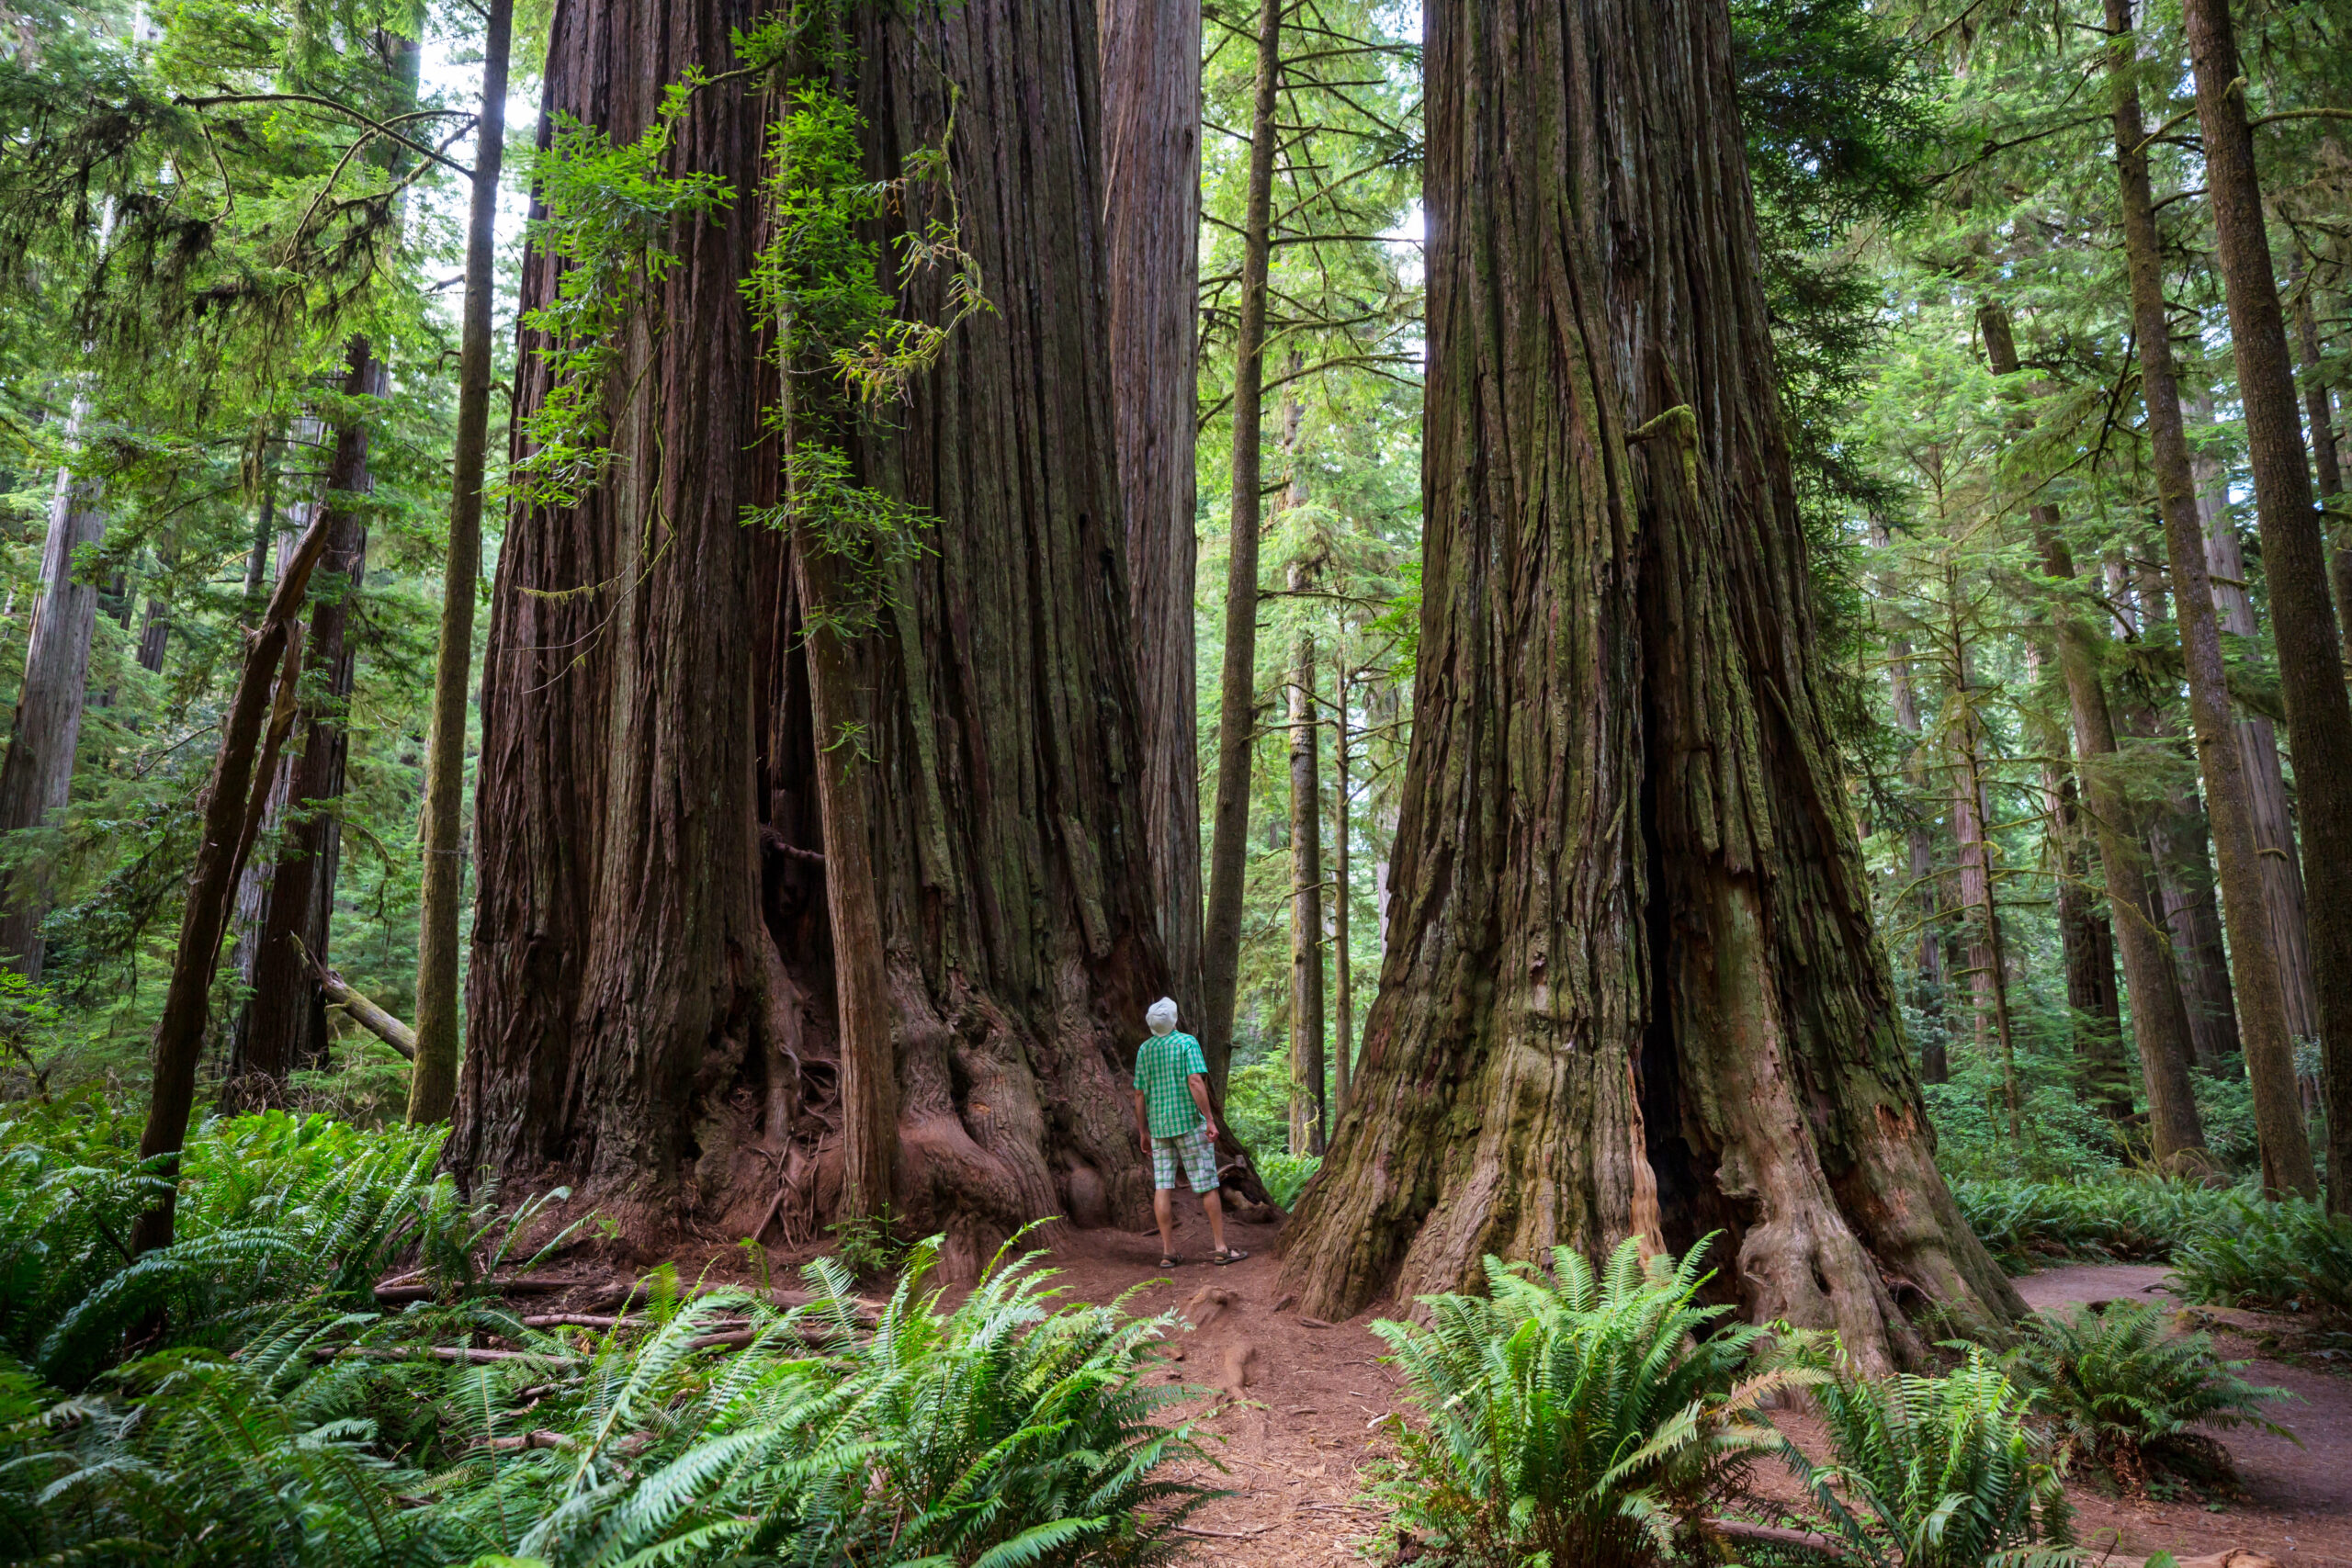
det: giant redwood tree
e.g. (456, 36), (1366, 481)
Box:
(1278, 0), (2019, 1367)
(454, 0), (1181, 1271)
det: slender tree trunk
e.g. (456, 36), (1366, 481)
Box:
(410, 0), (511, 1126)
(1331, 653), (1352, 1113)
(2293, 282), (2352, 663)
(1946, 616), (2022, 1141)
(2109, 0), (2314, 1195)
(1099, 0), (1203, 1021)
(242, 454), (279, 608)
(2190, 390), (2323, 1052)
(1286, 562), (1325, 1156)
(1981, 303), (2192, 1137)
(229, 344), (379, 1100)
(1881, 600), (1949, 1082)
(129, 495), (339, 1254)
(2028, 639), (2131, 1122)
(0, 407), (106, 979)
(1198, 0), (1283, 1100)
(1280, 0), (2019, 1367)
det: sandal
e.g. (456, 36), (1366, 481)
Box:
(1212, 1247), (1250, 1266)
(1158, 1254), (1182, 1269)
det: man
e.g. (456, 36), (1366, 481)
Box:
(1133, 997), (1247, 1268)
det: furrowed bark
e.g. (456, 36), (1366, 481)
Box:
(1332, 652), (1353, 1112)
(1199, 0), (1283, 1099)
(1281, 0), (2018, 1369)
(2290, 280), (2352, 662)
(1099, 0), (1204, 1020)
(130, 496), (338, 1255)
(2109, 0), (2312, 1195)
(0, 404), (107, 981)
(411, 0), (512, 1126)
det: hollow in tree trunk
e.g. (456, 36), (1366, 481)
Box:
(1279, 0), (2019, 1370)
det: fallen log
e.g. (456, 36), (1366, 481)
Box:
(291, 934), (416, 1060)
(373, 1275), (583, 1305)
(1709, 1518), (1852, 1557)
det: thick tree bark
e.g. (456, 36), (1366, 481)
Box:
(2109, 0), (2313, 1195)
(1198, 0), (1283, 1099)
(1280, 0), (2018, 1368)
(1982, 304), (2190, 1138)
(230, 344), (379, 1100)
(458, 0), (1183, 1267)
(1286, 561), (1325, 1156)
(0, 409), (106, 980)
(2190, 391), (2322, 1044)
(1098, 0), (1204, 1021)
(130, 494), (338, 1255)
(410, 0), (512, 1126)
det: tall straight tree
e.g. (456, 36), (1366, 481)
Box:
(0, 423), (105, 979)
(1286, 560), (1326, 1156)
(456, 0), (1200, 1266)
(2106, 0), (2313, 1196)
(1098, 0), (1204, 1019)
(1199, 0), (1283, 1096)
(2181, 0), (2351, 1208)
(230, 350), (380, 1095)
(410, 0), (512, 1126)
(1281, 0), (2018, 1369)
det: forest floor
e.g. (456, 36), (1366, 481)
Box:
(1019, 1212), (2352, 1568)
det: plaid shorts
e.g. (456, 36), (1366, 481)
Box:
(1150, 1122), (1218, 1192)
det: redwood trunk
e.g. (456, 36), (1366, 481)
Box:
(1099, 0), (1204, 1018)
(1280, 0), (2018, 1368)
(0, 411), (106, 979)
(1883, 615), (1948, 1082)
(458, 0), (1176, 1267)
(231, 344), (379, 1097)
(1332, 654), (1353, 1111)
(2109, 0), (2312, 1194)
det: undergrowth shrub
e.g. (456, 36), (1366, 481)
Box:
(1371, 1236), (1800, 1568)
(2008, 1302), (2293, 1492)
(1254, 1152), (1319, 1210)
(2169, 1196), (2352, 1321)
(1948, 1177), (2235, 1269)
(1778, 1342), (2074, 1568)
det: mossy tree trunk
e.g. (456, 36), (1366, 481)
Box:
(1278, 0), (2019, 1370)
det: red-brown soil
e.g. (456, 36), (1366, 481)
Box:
(503, 1206), (2352, 1566)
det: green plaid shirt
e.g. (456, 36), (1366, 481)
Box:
(1136, 1031), (1208, 1137)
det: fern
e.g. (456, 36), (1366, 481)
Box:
(1371, 1235), (1809, 1568)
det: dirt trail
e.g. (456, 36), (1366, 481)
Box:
(1032, 1221), (2352, 1567)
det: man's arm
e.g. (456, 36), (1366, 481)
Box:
(1134, 1087), (1150, 1148)
(1186, 1073), (1219, 1142)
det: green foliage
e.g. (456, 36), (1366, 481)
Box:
(0, 1111), (1215, 1566)
(2170, 1197), (2352, 1321)
(2009, 1303), (2294, 1490)
(1949, 1177), (2239, 1270)
(1776, 1343), (2075, 1568)
(510, 81), (735, 512)
(1253, 1151), (1319, 1210)
(1371, 1236), (1801, 1568)
(826, 1202), (911, 1281)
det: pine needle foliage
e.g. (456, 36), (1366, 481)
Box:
(1777, 1343), (2075, 1568)
(1369, 1236), (1806, 1568)
(2009, 1303), (2294, 1491)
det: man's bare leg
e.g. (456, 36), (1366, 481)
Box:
(1200, 1189), (1226, 1255)
(1153, 1187), (1177, 1260)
